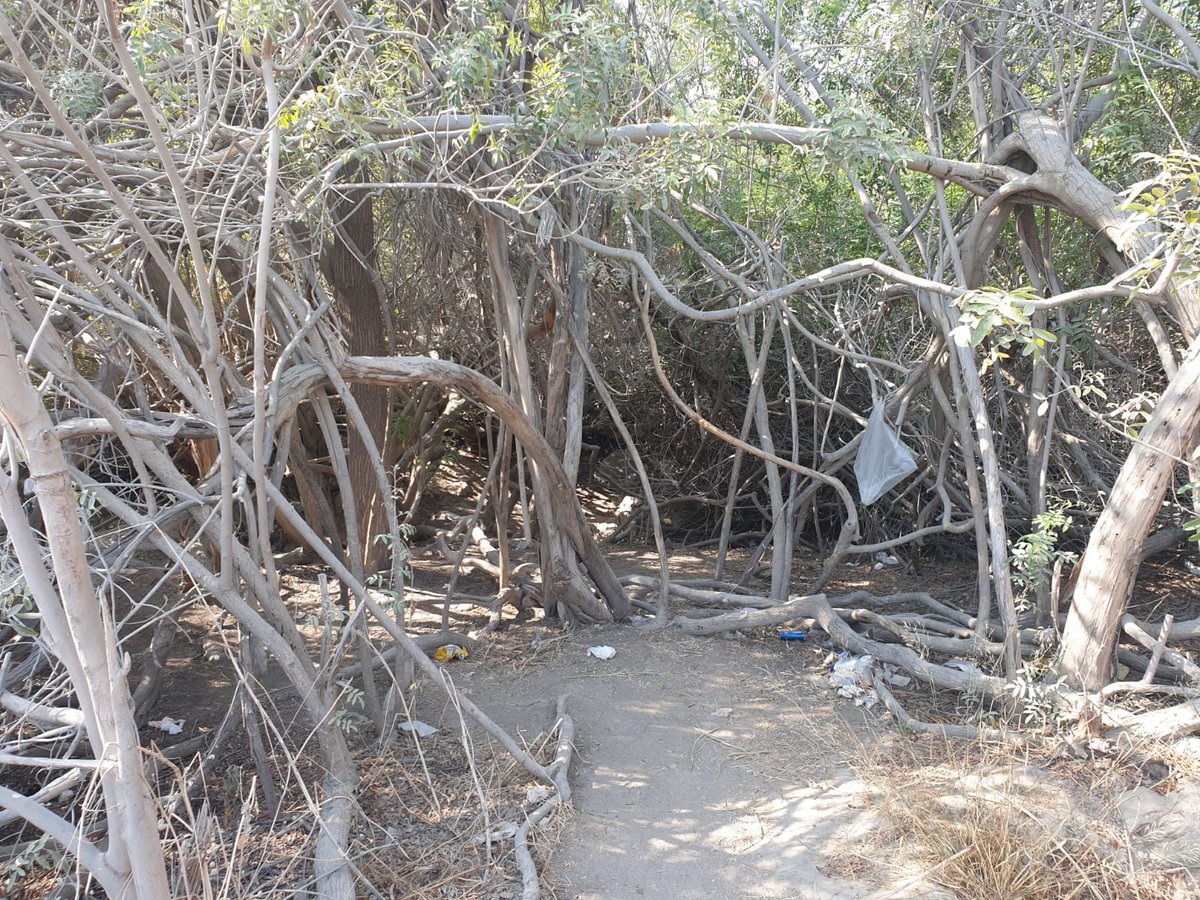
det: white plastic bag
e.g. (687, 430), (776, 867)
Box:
(399, 720), (439, 737)
(854, 401), (917, 505)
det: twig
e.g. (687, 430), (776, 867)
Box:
(1141, 614), (1174, 684)
(514, 695), (575, 900)
(1123, 615), (1200, 683)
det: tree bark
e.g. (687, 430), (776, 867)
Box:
(323, 160), (392, 572)
(991, 112), (1200, 340)
(0, 309), (170, 899)
(982, 113), (1200, 688)
(1058, 332), (1200, 690)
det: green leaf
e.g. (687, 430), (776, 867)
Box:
(970, 313), (995, 346)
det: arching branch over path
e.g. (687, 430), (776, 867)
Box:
(338, 355), (630, 621)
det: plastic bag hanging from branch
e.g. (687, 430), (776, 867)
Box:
(854, 401), (917, 505)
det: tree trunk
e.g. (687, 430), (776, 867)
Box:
(544, 193), (589, 485)
(1058, 332), (1200, 690)
(323, 160), (392, 572)
(983, 113), (1200, 688)
(0, 310), (170, 899)
(483, 215), (623, 622)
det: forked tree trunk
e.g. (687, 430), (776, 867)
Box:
(473, 217), (624, 622)
(544, 193), (589, 485)
(961, 111), (1200, 686)
(1058, 333), (1200, 690)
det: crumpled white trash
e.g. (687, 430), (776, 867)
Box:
(830, 652), (879, 708)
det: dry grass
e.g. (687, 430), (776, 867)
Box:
(861, 737), (1194, 900)
(353, 730), (564, 900)
(883, 788), (1156, 899)
(2, 687), (565, 899)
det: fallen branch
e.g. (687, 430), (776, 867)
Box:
(0, 768), (85, 830)
(1122, 615), (1200, 683)
(622, 574), (775, 609)
(1, 691), (85, 728)
(674, 592), (827, 635)
(1141, 614), (1174, 685)
(671, 591), (1006, 697)
(870, 669), (1024, 744)
(1119, 698), (1200, 741)
(1100, 681), (1200, 699)
(1118, 647), (1188, 683)
(514, 694), (574, 900)
(849, 608), (1027, 658)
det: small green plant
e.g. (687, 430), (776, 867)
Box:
(391, 413), (417, 443)
(51, 70), (102, 119)
(5, 835), (60, 894)
(1010, 505), (1076, 611)
(327, 682), (367, 736)
(1182, 448), (1200, 542)
(0, 533), (36, 638)
(1069, 369), (1107, 403)
(372, 528), (412, 573)
(1119, 151), (1200, 291)
(1003, 671), (1069, 731)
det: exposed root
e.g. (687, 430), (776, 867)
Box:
(1122, 615), (1200, 682)
(633, 574), (1200, 742)
(635, 575), (1007, 696)
(674, 592), (830, 635)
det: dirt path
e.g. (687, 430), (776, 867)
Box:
(442, 622), (946, 899)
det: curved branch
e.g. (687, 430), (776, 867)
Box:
(339, 356), (630, 619)
(1138, 0), (1200, 72)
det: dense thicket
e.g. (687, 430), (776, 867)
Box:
(0, 0), (1198, 895)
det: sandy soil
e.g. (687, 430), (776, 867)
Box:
(443, 621), (948, 899)
(391, 544), (1200, 899)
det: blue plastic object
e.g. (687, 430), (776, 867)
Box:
(778, 630), (807, 641)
